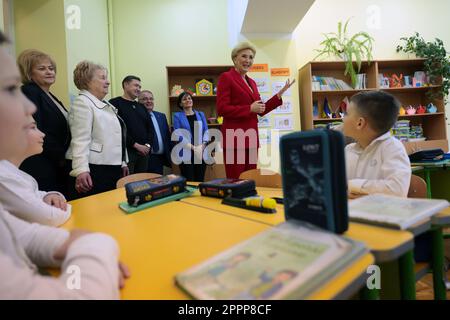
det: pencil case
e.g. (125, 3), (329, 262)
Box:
(198, 178), (257, 199)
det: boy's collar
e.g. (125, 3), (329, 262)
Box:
(354, 131), (392, 151)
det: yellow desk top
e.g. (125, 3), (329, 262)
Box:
(181, 187), (414, 263)
(432, 207), (450, 226)
(67, 188), (373, 300)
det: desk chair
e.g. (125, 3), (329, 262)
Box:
(239, 169), (282, 188)
(407, 174), (450, 298)
(408, 175), (428, 198)
(116, 173), (162, 188)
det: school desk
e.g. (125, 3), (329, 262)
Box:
(66, 188), (374, 300)
(411, 159), (450, 198)
(180, 186), (450, 300)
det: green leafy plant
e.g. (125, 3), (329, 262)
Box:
(396, 32), (450, 102)
(314, 19), (374, 88)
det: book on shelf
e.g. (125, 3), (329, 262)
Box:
(354, 74), (367, 90)
(175, 221), (368, 300)
(349, 194), (449, 230)
(312, 76), (353, 91)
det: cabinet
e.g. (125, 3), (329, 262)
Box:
(166, 65), (233, 128)
(298, 59), (448, 152)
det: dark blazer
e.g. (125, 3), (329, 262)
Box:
(217, 68), (282, 149)
(19, 82), (70, 193)
(150, 110), (172, 166)
(173, 110), (209, 158)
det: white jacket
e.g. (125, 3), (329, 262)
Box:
(66, 90), (127, 177)
(0, 160), (70, 227)
(345, 132), (411, 197)
(0, 203), (120, 299)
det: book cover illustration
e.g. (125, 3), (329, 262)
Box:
(176, 222), (360, 300)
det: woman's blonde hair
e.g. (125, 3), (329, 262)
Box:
(73, 60), (106, 91)
(17, 49), (57, 84)
(231, 42), (256, 61)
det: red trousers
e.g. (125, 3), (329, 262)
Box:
(223, 148), (257, 179)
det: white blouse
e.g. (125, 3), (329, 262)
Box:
(0, 160), (71, 226)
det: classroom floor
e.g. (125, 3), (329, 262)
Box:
(416, 236), (450, 300)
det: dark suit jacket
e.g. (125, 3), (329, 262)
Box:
(216, 68), (282, 149)
(19, 82), (71, 192)
(151, 111), (172, 166)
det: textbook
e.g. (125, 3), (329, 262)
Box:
(349, 194), (449, 230)
(175, 221), (368, 300)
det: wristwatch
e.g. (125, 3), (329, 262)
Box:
(145, 143), (151, 149)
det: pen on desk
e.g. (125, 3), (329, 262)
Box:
(222, 196), (276, 213)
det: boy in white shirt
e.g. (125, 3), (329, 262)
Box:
(343, 91), (411, 198)
(0, 116), (71, 226)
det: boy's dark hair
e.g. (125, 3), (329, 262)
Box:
(350, 91), (400, 134)
(0, 31), (9, 45)
(122, 75), (141, 88)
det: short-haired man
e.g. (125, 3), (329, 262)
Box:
(138, 90), (172, 174)
(110, 76), (152, 174)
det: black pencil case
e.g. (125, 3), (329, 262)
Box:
(198, 178), (257, 199)
(125, 174), (187, 207)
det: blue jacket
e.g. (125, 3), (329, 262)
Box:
(173, 110), (209, 158)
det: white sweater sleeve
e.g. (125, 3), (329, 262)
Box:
(0, 177), (71, 227)
(0, 211), (120, 299)
(68, 97), (94, 177)
(348, 143), (411, 197)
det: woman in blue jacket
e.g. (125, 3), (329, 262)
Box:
(173, 92), (209, 182)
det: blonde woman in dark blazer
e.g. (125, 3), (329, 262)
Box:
(66, 61), (129, 199)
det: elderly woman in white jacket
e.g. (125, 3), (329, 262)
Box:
(0, 31), (129, 299)
(66, 61), (129, 199)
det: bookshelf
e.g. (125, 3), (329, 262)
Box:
(166, 65), (233, 126)
(298, 59), (448, 152)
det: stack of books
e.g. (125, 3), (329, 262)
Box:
(392, 120), (410, 142)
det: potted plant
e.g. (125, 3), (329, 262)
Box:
(314, 18), (374, 89)
(396, 32), (450, 102)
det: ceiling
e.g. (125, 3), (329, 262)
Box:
(241, 0), (315, 35)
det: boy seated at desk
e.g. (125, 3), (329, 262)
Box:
(342, 91), (411, 199)
(0, 116), (70, 227)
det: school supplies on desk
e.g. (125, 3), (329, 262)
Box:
(175, 221), (368, 300)
(349, 194), (450, 230)
(119, 187), (196, 214)
(280, 129), (348, 234)
(199, 178), (257, 199)
(409, 148), (444, 162)
(125, 174), (187, 207)
(222, 196), (276, 214)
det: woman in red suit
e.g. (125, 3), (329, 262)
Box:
(217, 42), (294, 179)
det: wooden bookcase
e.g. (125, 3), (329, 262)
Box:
(298, 59), (448, 152)
(166, 65), (233, 127)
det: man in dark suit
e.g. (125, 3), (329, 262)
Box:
(110, 76), (152, 174)
(138, 90), (172, 175)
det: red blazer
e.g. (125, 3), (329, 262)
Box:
(217, 68), (282, 149)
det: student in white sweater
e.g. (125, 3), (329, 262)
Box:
(343, 91), (411, 198)
(0, 31), (129, 299)
(0, 116), (70, 226)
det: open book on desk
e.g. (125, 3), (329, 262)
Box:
(175, 221), (368, 300)
(349, 194), (449, 230)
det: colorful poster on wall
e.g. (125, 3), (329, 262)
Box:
(254, 78), (270, 93)
(260, 94), (270, 103)
(249, 64), (269, 72)
(274, 116), (293, 131)
(271, 68), (290, 77)
(274, 100), (292, 114)
(258, 115), (271, 128)
(272, 81), (291, 96)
